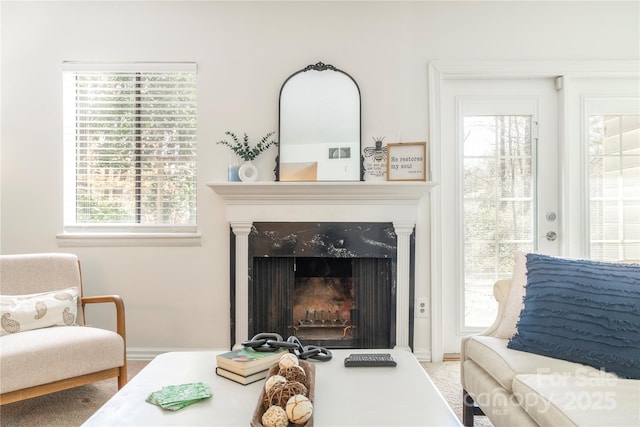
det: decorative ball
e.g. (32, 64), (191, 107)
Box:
(265, 375), (287, 393)
(286, 394), (313, 425)
(261, 405), (289, 427)
(264, 381), (308, 409)
(278, 364), (306, 384)
(278, 352), (299, 370)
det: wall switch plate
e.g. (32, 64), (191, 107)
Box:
(416, 298), (429, 318)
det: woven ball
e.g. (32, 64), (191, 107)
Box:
(286, 394), (313, 425)
(278, 353), (299, 370)
(265, 375), (287, 393)
(264, 380), (308, 409)
(278, 364), (306, 384)
(261, 405), (289, 427)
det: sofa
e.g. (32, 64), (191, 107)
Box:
(0, 253), (127, 404)
(461, 253), (640, 427)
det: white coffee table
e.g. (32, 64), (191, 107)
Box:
(83, 349), (461, 426)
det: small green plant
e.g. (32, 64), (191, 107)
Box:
(216, 131), (278, 162)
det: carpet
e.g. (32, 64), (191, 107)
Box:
(421, 361), (493, 427)
(0, 361), (148, 427)
(1, 360), (492, 426)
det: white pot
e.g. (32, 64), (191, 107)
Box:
(238, 161), (258, 182)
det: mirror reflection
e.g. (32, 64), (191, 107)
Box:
(278, 62), (361, 181)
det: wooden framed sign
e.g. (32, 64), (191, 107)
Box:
(386, 142), (427, 181)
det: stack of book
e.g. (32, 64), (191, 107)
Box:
(215, 347), (287, 385)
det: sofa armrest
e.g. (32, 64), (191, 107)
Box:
(461, 278), (514, 414)
(478, 279), (511, 337)
(462, 279), (511, 364)
(81, 295), (126, 344)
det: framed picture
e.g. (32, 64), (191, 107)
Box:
(386, 142), (427, 181)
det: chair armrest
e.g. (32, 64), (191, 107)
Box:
(81, 295), (126, 343)
(478, 279), (511, 337)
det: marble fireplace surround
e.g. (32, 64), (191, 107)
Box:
(208, 181), (435, 352)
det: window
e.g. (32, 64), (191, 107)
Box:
(62, 63), (197, 236)
(589, 114), (640, 260)
(463, 115), (535, 327)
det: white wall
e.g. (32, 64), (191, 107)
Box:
(2, 1), (638, 358)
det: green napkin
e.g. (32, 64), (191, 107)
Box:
(146, 382), (212, 411)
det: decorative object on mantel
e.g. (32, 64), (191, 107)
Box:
(363, 133), (394, 181)
(216, 131), (278, 182)
(278, 61), (362, 182)
(386, 142), (428, 181)
(227, 154), (242, 182)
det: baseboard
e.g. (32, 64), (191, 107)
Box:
(128, 347), (434, 362)
(412, 349), (432, 362)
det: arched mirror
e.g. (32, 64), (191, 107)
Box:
(277, 62), (362, 181)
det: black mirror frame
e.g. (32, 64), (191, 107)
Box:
(275, 61), (364, 181)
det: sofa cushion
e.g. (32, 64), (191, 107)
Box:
(466, 336), (607, 393)
(0, 326), (125, 394)
(1, 287), (79, 336)
(508, 254), (640, 379)
(495, 251), (527, 339)
(513, 373), (640, 427)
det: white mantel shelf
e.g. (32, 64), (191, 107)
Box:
(207, 181), (437, 204)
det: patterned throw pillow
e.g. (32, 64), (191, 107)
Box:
(508, 254), (640, 379)
(0, 287), (79, 336)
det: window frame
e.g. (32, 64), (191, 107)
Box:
(58, 62), (201, 247)
(427, 60), (640, 361)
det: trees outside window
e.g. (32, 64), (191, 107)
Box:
(62, 64), (197, 232)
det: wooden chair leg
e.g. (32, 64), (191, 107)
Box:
(463, 389), (475, 426)
(117, 363), (128, 389)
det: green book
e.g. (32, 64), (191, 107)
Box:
(216, 347), (286, 375)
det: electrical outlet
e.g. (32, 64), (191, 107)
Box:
(416, 298), (429, 318)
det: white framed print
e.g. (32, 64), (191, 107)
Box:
(386, 142), (427, 181)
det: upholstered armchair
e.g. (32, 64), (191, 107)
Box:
(0, 253), (127, 404)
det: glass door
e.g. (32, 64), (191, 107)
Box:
(440, 78), (559, 354)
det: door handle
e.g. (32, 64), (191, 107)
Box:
(545, 231), (557, 242)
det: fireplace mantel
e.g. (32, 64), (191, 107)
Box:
(208, 181), (436, 352)
(208, 181), (436, 224)
(207, 181), (436, 204)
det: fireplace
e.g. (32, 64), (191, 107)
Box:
(292, 261), (355, 343)
(208, 181), (434, 355)
(244, 222), (405, 349)
(294, 257), (366, 344)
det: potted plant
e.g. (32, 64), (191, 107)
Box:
(216, 131), (278, 182)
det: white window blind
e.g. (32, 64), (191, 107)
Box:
(589, 114), (640, 260)
(62, 63), (197, 233)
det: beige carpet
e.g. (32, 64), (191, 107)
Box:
(1, 359), (492, 426)
(0, 361), (148, 427)
(421, 361), (493, 427)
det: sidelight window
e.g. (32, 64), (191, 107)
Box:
(589, 114), (640, 260)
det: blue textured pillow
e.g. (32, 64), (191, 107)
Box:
(507, 254), (640, 379)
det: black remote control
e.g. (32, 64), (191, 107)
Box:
(344, 353), (397, 367)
